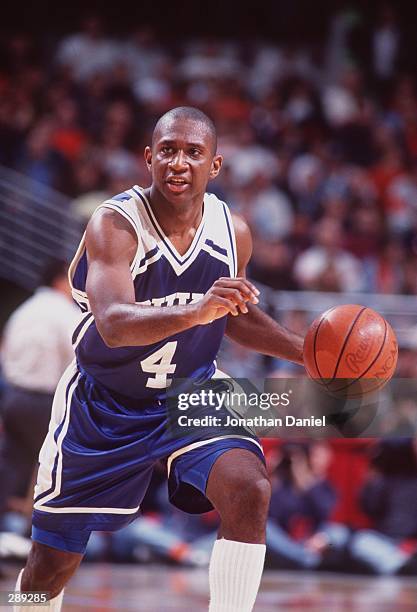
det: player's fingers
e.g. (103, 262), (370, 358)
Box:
(215, 277), (259, 303)
(212, 287), (249, 313)
(211, 295), (239, 316)
(234, 277), (260, 297)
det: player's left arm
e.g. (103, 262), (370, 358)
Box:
(225, 214), (304, 365)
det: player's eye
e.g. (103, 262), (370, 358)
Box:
(161, 146), (174, 154)
(189, 148), (201, 156)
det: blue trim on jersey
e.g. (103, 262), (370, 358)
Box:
(222, 203), (236, 276)
(72, 313), (94, 345)
(134, 188), (206, 266)
(138, 246), (159, 268)
(205, 238), (228, 257)
(110, 192), (130, 202)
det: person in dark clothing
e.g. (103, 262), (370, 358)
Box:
(0, 260), (79, 529)
(267, 442), (348, 569)
(350, 439), (417, 574)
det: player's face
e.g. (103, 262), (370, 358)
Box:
(145, 118), (222, 206)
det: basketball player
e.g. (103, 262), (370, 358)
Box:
(14, 107), (303, 612)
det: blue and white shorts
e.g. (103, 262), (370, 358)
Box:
(32, 362), (264, 553)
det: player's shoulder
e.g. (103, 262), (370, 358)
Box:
(90, 185), (143, 234)
(86, 201), (138, 255)
(103, 185), (141, 208)
(204, 192), (250, 239)
(204, 191), (233, 224)
(230, 211), (251, 238)
(204, 191), (224, 206)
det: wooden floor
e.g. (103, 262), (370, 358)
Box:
(1, 564), (417, 611)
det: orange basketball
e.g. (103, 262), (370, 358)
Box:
(303, 304), (398, 398)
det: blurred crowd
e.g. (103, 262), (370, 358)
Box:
(1, 6), (417, 295)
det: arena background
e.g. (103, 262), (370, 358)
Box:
(1, 1), (417, 609)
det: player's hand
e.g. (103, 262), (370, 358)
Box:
(191, 277), (259, 326)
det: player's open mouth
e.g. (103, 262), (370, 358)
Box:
(166, 178), (189, 193)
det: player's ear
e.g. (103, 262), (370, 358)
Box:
(144, 146), (152, 173)
(209, 154), (223, 180)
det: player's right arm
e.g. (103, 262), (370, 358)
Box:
(85, 209), (257, 347)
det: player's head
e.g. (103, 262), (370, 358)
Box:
(145, 106), (223, 205)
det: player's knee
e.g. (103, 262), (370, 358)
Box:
(246, 476), (271, 515)
(22, 543), (81, 597)
(222, 474), (271, 520)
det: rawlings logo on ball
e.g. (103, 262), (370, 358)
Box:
(345, 331), (376, 374)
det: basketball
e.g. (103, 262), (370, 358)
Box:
(303, 304), (398, 398)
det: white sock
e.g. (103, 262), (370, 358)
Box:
(13, 569), (64, 612)
(209, 538), (266, 612)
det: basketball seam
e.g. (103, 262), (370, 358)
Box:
(313, 306), (338, 388)
(331, 317), (388, 394)
(331, 306), (367, 381)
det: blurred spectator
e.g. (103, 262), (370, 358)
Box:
(267, 442), (348, 570)
(288, 153), (324, 219)
(293, 217), (366, 291)
(325, 9), (362, 82)
(248, 172), (294, 241)
(344, 202), (383, 259)
(223, 126), (278, 185)
(384, 167), (417, 234)
(363, 236), (407, 294)
(179, 39), (242, 81)
(322, 67), (363, 128)
(372, 5), (400, 83)
(0, 260), (79, 528)
(56, 14), (120, 82)
(69, 154), (109, 224)
(250, 240), (298, 291)
(123, 26), (168, 83)
(350, 439), (417, 574)
(15, 120), (71, 192)
(50, 97), (88, 162)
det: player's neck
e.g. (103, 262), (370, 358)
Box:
(146, 186), (204, 238)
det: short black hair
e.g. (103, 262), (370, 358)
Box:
(40, 258), (68, 287)
(152, 106), (217, 153)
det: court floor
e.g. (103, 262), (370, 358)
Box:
(1, 564), (417, 611)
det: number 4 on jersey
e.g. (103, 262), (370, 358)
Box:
(140, 341), (177, 388)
